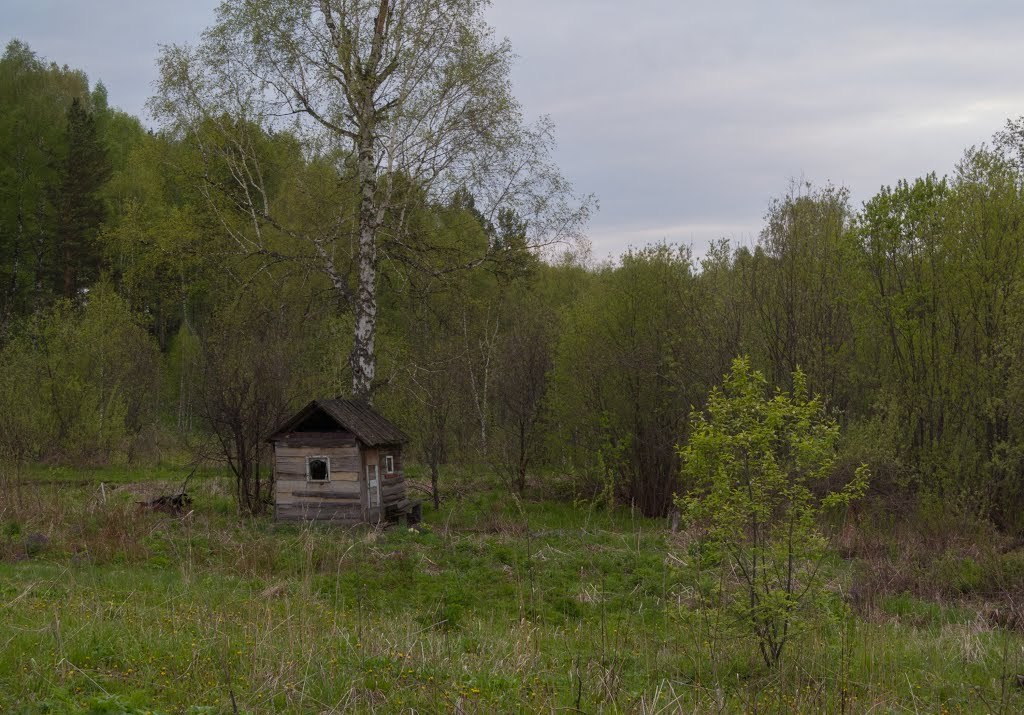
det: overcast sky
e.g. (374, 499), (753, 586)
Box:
(4, 0), (1024, 259)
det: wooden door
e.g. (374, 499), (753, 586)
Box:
(366, 463), (381, 520)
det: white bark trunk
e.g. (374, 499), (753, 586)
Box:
(351, 233), (377, 400)
(351, 124), (379, 402)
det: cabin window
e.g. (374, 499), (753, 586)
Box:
(384, 455), (395, 474)
(306, 456), (330, 482)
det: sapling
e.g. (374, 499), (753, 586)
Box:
(678, 357), (868, 668)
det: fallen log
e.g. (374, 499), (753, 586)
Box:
(138, 492), (193, 515)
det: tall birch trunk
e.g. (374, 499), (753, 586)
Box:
(346, 0), (389, 402)
(352, 145), (379, 401)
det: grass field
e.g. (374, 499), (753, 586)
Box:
(1, 467), (1023, 713)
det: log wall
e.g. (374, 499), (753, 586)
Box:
(273, 439), (365, 522)
(272, 439), (408, 523)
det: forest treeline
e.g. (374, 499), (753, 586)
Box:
(4, 39), (1024, 527)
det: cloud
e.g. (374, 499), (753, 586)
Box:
(1, 0), (216, 120)
(489, 0), (1024, 255)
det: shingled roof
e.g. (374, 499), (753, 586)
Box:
(268, 399), (409, 446)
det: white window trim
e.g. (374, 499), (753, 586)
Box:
(306, 455), (331, 482)
(384, 455), (395, 474)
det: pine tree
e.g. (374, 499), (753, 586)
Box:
(51, 97), (110, 299)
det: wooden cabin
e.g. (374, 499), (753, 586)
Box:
(267, 399), (413, 523)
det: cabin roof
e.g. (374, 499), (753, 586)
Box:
(268, 399), (409, 446)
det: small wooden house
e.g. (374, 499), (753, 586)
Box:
(267, 399), (412, 523)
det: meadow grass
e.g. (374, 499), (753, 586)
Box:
(1, 468), (1022, 713)
(21, 463), (226, 485)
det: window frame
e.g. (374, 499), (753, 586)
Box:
(306, 455), (331, 483)
(384, 455), (395, 474)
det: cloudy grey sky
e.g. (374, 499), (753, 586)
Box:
(4, 0), (1024, 258)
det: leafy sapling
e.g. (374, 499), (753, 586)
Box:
(677, 357), (868, 668)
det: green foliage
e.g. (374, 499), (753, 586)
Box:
(879, 594), (975, 628)
(0, 284), (159, 463)
(4, 29), (1024, 715)
(100, 134), (210, 349)
(679, 357), (868, 667)
(552, 244), (708, 516)
(10, 23), (1024, 557)
(0, 41), (85, 322)
(0, 41), (137, 326)
(50, 97), (112, 299)
(856, 150), (1024, 520)
(751, 182), (859, 404)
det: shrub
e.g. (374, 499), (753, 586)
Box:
(678, 357), (868, 667)
(0, 284), (159, 464)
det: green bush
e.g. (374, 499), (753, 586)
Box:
(0, 285), (159, 464)
(678, 358), (868, 668)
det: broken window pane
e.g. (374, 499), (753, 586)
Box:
(308, 458), (328, 481)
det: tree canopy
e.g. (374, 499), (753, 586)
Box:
(150, 0), (592, 399)
(6, 37), (1024, 527)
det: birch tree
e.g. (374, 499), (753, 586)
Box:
(150, 0), (591, 400)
